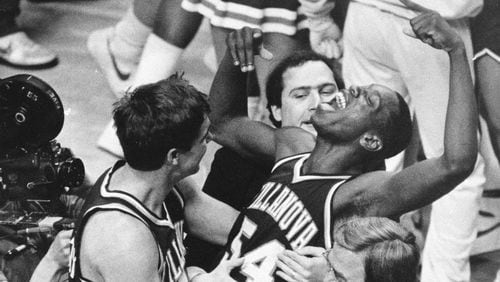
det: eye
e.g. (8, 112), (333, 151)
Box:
(291, 89), (309, 99)
(320, 84), (338, 96)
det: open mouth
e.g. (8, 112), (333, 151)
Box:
(334, 91), (347, 109)
(318, 91), (347, 112)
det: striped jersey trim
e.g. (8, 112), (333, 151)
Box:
(291, 154), (351, 184)
(99, 166), (174, 227)
(473, 48), (500, 63)
(182, 0), (298, 35)
(271, 152), (310, 173)
(323, 181), (346, 249)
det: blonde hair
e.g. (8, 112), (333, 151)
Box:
(335, 217), (419, 282)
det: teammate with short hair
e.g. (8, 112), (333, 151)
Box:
(209, 3), (477, 280)
(67, 75), (241, 282)
(321, 217), (419, 282)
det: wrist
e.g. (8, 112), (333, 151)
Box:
(448, 41), (466, 55)
(308, 15), (335, 32)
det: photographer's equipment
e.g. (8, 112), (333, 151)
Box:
(0, 74), (85, 201)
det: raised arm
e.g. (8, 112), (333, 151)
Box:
(366, 1), (478, 217)
(209, 28), (277, 161)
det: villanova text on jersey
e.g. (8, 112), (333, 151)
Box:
(224, 153), (352, 282)
(248, 182), (318, 249)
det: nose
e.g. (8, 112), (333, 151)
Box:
(309, 89), (321, 108)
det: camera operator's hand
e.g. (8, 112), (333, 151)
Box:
(226, 27), (273, 72)
(30, 230), (72, 282)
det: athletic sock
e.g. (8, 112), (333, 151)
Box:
(132, 33), (184, 87)
(109, 7), (152, 74)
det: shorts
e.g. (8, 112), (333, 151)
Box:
(181, 0), (306, 35)
(472, 0), (500, 60)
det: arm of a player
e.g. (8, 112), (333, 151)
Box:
(80, 211), (162, 282)
(209, 27), (276, 162)
(364, 2), (478, 217)
(30, 230), (73, 282)
(179, 174), (239, 245)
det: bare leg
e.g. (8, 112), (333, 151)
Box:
(133, 0), (203, 86)
(132, 0), (162, 28)
(476, 54), (500, 162)
(153, 0), (203, 48)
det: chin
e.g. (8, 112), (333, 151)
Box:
(301, 124), (317, 136)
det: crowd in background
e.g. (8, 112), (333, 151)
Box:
(0, 0), (499, 281)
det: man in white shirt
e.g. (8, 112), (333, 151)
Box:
(301, 0), (486, 281)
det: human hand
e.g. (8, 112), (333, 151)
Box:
(44, 230), (73, 268)
(192, 255), (244, 282)
(309, 17), (342, 59)
(276, 247), (329, 282)
(226, 27), (273, 72)
(400, 0), (463, 52)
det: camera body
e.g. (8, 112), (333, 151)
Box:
(0, 74), (85, 202)
(0, 141), (84, 200)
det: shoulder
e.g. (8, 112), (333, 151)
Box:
(332, 171), (392, 216)
(275, 127), (315, 159)
(80, 211), (159, 277)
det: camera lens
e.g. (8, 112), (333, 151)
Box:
(57, 158), (85, 188)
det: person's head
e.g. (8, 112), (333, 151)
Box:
(266, 51), (344, 134)
(311, 85), (412, 159)
(113, 74), (210, 177)
(324, 217), (419, 282)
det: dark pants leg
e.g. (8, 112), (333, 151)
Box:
(0, 0), (20, 37)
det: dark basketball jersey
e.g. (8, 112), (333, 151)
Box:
(224, 153), (352, 282)
(184, 147), (272, 271)
(69, 161), (186, 282)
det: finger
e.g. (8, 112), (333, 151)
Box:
(399, 0), (433, 13)
(242, 27), (255, 71)
(226, 32), (240, 66)
(403, 26), (418, 38)
(225, 257), (244, 269)
(276, 260), (303, 281)
(279, 252), (307, 272)
(58, 230), (73, 239)
(235, 30), (248, 71)
(323, 40), (334, 59)
(295, 246), (326, 257)
(331, 41), (341, 59)
(258, 46), (273, 61)
(276, 270), (299, 282)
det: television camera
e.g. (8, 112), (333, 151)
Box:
(0, 74), (85, 202)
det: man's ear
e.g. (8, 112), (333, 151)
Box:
(270, 105), (282, 123)
(167, 148), (179, 166)
(359, 132), (383, 152)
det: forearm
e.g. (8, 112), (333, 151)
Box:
(30, 257), (67, 282)
(443, 45), (478, 171)
(209, 51), (248, 127)
(184, 192), (239, 245)
(299, 0), (335, 19)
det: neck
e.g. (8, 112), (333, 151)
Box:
(304, 137), (365, 175)
(110, 164), (175, 216)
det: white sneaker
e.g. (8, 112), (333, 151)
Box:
(87, 28), (134, 97)
(0, 32), (58, 69)
(96, 120), (124, 158)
